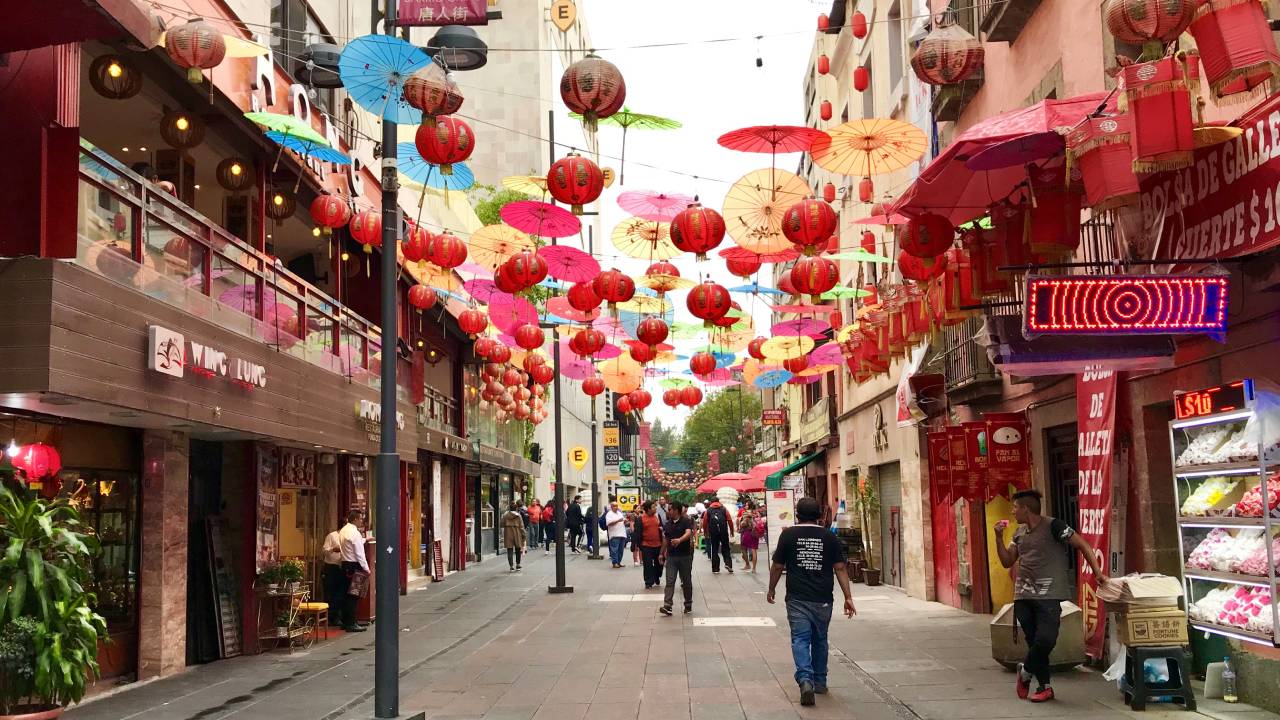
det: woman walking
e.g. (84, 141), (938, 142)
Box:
(740, 508), (764, 573)
(502, 502), (526, 571)
(629, 508), (643, 566)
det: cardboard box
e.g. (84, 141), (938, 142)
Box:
(990, 602), (1086, 670)
(1118, 607), (1188, 646)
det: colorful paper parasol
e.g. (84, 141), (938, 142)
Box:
(266, 131), (350, 165)
(723, 169), (810, 254)
(611, 217), (680, 259)
(788, 373), (823, 384)
(538, 245), (600, 283)
(461, 279), (509, 303)
(809, 343), (844, 365)
(500, 200), (581, 238)
(850, 208), (911, 225)
(639, 273), (695, 294)
(488, 296), (538, 333)
(718, 125), (827, 198)
(244, 111), (329, 146)
(396, 142), (474, 191)
(719, 246), (801, 264)
(468, 225), (534, 269)
(560, 358), (597, 381)
(729, 282), (786, 297)
(820, 287), (873, 299)
(456, 262), (495, 278)
(964, 131), (1063, 171)
(338, 35), (431, 124)
(501, 175), (548, 195)
(829, 249), (891, 263)
(572, 108), (681, 183)
(546, 296), (599, 323)
(658, 377), (694, 389)
(696, 474), (762, 494)
(617, 190), (695, 222)
(772, 319), (828, 337)
(417, 265), (463, 293)
(761, 335), (814, 360)
(615, 295), (671, 314)
(599, 355), (644, 394)
(809, 118), (929, 178)
(753, 369), (793, 388)
(772, 304), (835, 314)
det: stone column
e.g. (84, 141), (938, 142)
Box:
(137, 430), (188, 679)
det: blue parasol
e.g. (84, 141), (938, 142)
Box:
(339, 35), (430, 124)
(713, 351), (736, 369)
(396, 142), (475, 191)
(265, 131), (351, 165)
(730, 282), (786, 297)
(754, 369), (793, 388)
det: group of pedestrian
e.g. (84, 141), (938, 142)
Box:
(320, 510), (372, 633)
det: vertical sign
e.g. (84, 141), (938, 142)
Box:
(926, 430), (952, 505)
(255, 444), (279, 574)
(765, 489), (795, 549)
(1076, 368), (1116, 660)
(708, 450), (720, 474)
(947, 426), (978, 501)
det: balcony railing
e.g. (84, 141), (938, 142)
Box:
(75, 139), (417, 405)
(420, 384), (460, 435)
(940, 315), (1000, 394)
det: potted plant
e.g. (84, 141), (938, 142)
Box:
(0, 480), (108, 719)
(852, 477), (882, 587)
(258, 564), (282, 592)
(274, 612), (292, 638)
(279, 559), (305, 593)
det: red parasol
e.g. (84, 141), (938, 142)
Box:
(718, 125), (827, 154)
(748, 461), (785, 485)
(696, 472), (762, 494)
(546, 296), (599, 322)
(617, 190), (695, 221)
(964, 131), (1065, 171)
(500, 200), (582, 238)
(538, 245), (600, 282)
(771, 319), (829, 337)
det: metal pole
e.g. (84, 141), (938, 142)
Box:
(587, 223), (602, 559)
(375, 0), (401, 715)
(548, 109), (572, 593)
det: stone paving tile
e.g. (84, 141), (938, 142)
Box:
(639, 701), (693, 720)
(586, 701), (641, 720)
(691, 702), (747, 720)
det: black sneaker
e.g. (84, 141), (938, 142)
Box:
(799, 680), (816, 706)
(659, 605), (673, 616)
(814, 684), (828, 695)
(683, 606), (693, 614)
(344, 625), (367, 633)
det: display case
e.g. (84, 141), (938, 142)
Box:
(1171, 379), (1279, 647)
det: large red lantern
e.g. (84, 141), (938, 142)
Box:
(560, 54), (626, 131)
(899, 213), (953, 258)
(635, 317), (669, 349)
(592, 269), (636, 309)
(488, 342), (512, 364)
(414, 115), (475, 175)
(403, 64), (463, 126)
(817, 55), (831, 75)
(861, 230), (877, 254)
(499, 250), (549, 291)
(670, 203), (727, 260)
(680, 386), (703, 407)
(823, 182), (837, 204)
(1104, 0), (1198, 44)
(165, 18), (226, 84)
(12, 443), (62, 481)
(726, 253), (762, 278)
(820, 100), (833, 122)
(628, 389), (652, 410)
(1122, 57), (1195, 173)
(897, 250), (948, 282)
(686, 281), (732, 324)
(910, 23), (984, 85)
(1067, 116), (1140, 213)
(851, 11), (868, 38)
(582, 376), (606, 396)
(458, 308), (487, 337)
(475, 337), (497, 359)
(748, 337), (767, 360)
(782, 198), (838, 253)
(349, 210), (382, 253)
(402, 224), (432, 270)
(854, 66), (870, 91)
(1025, 176), (1082, 258)
(1187, 0), (1280, 105)
(493, 268), (523, 294)
(569, 328), (607, 357)
(690, 351), (717, 376)
(523, 353), (545, 373)
(616, 395), (633, 414)
(817, 13), (830, 31)
(783, 356), (809, 374)
(646, 261), (679, 277)
(790, 257), (840, 303)
(547, 153), (604, 215)
(568, 281), (602, 312)
(408, 284), (437, 310)
(310, 195), (350, 236)
(502, 368), (523, 387)
(663, 389), (681, 408)
(777, 271), (799, 297)
(531, 364), (555, 385)
(426, 231), (468, 269)
(513, 322), (544, 350)
(630, 343), (656, 364)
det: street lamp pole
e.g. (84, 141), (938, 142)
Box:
(587, 225), (602, 560)
(547, 109), (572, 594)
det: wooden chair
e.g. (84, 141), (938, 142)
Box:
(294, 601), (330, 644)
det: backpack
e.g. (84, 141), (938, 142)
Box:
(706, 505), (729, 536)
(599, 513), (608, 531)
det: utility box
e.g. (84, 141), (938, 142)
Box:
(990, 601), (1087, 671)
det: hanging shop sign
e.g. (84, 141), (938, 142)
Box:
(278, 448), (317, 489)
(1141, 93), (1280, 262)
(549, 0), (577, 32)
(1076, 367), (1117, 660)
(619, 460), (633, 476)
(147, 325), (268, 388)
(1173, 378), (1254, 420)
(1024, 275), (1229, 342)
(397, 0), (488, 26)
(984, 412), (1031, 497)
(946, 425), (980, 502)
(602, 420), (620, 447)
(569, 446), (589, 471)
(762, 408), (788, 426)
(927, 430), (952, 505)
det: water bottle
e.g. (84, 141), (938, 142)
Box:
(1222, 657), (1238, 703)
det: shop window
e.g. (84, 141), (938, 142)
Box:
(59, 469), (140, 630)
(887, 2), (904, 96)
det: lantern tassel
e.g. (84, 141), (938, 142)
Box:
(1209, 68), (1279, 105)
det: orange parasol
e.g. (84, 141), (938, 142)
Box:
(599, 355), (644, 394)
(723, 169), (810, 255)
(611, 217), (681, 260)
(467, 224), (534, 269)
(809, 119), (928, 181)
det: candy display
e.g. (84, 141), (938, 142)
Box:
(1175, 423), (1240, 467)
(1189, 585), (1274, 635)
(1227, 476), (1280, 518)
(1238, 534), (1280, 576)
(1179, 475), (1241, 516)
(1187, 528), (1234, 570)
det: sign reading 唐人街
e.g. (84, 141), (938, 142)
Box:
(397, 0), (487, 26)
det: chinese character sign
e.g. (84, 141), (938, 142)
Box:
(398, 0), (487, 26)
(1076, 368), (1116, 660)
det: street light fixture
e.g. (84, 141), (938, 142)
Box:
(427, 25), (489, 71)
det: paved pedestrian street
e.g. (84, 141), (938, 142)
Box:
(67, 552), (1279, 720)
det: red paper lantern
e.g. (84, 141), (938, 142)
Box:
(12, 443), (61, 481)
(726, 254), (763, 278)
(500, 250), (549, 291)
(646, 261), (680, 277)
(493, 268), (523, 294)
(560, 54), (626, 131)
(403, 65), (463, 125)
(898, 250), (948, 281)
(817, 13), (830, 31)
(858, 177), (874, 202)
(402, 224), (432, 269)
(628, 389), (652, 410)
(165, 18), (225, 83)
(1122, 57), (1195, 173)
(782, 198), (838, 253)
(349, 210), (382, 253)
(663, 389), (681, 408)
(990, 202), (1034, 270)
(414, 115), (475, 175)
(513, 404), (531, 421)
(910, 23), (985, 85)
(310, 195), (350, 236)
(547, 152), (604, 214)
(861, 230), (877, 254)
(820, 100), (833, 121)
(569, 328), (607, 357)
(635, 317), (669, 349)
(523, 354), (545, 373)
(408, 284), (437, 310)
(583, 376), (606, 396)
(1067, 116), (1141, 212)
(514, 322), (544, 350)
(483, 363), (502, 380)
(680, 386), (703, 407)
(459, 308), (487, 337)
(831, 309), (844, 328)
(748, 337), (767, 360)
(783, 356), (809, 374)
(900, 213), (953, 258)
(630, 343), (656, 363)
(817, 55), (831, 75)
(568, 281), (602, 312)
(616, 395), (633, 414)
(851, 11), (868, 38)
(488, 342), (512, 364)
(790, 257), (840, 303)
(426, 231), (468, 269)
(689, 351), (717, 376)
(1025, 178), (1083, 258)
(670, 203), (727, 260)
(686, 281), (732, 323)
(531, 364), (555, 385)
(960, 228), (1012, 296)
(475, 337), (497, 359)
(777, 272), (799, 297)
(592, 269), (636, 308)
(502, 368), (523, 387)
(854, 66), (870, 91)
(1187, 0), (1280, 105)
(822, 182), (837, 204)
(1105, 0), (1198, 44)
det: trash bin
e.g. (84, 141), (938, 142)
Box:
(990, 601), (1087, 672)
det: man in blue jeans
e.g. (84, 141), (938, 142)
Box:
(767, 497), (855, 706)
(604, 500), (629, 568)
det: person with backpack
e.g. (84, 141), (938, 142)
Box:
(542, 501), (557, 554)
(634, 500), (666, 588)
(994, 489), (1107, 703)
(700, 499), (736, 573)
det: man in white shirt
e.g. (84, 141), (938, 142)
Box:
(337, 510), (369, 632)
(321, 524), (343, 624)
(604, 501), (629, 568)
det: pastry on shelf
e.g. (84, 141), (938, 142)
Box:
(1187, 528), (1233, 570)
(1176, 423), (1240, 467)
(1180, 475), (1242, 516)
(1227, 476), (1280, 518)
(1237, 533), (1280, 576)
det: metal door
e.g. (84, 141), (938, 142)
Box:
(877, 462), (903, 587)
(1046, 424), (1080, 573)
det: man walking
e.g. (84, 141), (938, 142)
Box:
(767, 497), (855, 706)
(995, 489), (1107, 703)
(635, 500), (665, 588)
(701, 499), (735, 573)
(656, 496), (669, 525)
(567, 494), (585, 553)
(659, 500), (695, 616)
(604, 500), (629, 568)
(337, 510), (371, 633)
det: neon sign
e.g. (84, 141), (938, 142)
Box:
(1173, 379), (1254, 420)
(1024, 275), (1228, 341)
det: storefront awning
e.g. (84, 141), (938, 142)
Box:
(766, 451), (823, 490)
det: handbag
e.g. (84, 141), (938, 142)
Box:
(347, 568), (370, 597)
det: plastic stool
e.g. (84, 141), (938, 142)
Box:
(1120, 645), (1196, 711)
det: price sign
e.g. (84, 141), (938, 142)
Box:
(1173, 379), (1253, 420)
(604, 448), (621, 465)
(603, 421), (620, 447)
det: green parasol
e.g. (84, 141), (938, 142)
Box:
(659, 378), (695, 389)
(245, 111), (330, 146)
(569, 106), (681, 184)
(821, 287), (873, 300)
(829, 249), (892, 263)
(670, 321), (705, 339)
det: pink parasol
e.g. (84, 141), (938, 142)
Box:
(488, 296), (538, 333)
(771, 319), (828, 337)
(456, 262), (495, 278)
(849, 209), (910, 225)
(559, 357), (597, 380)
(699, 368), (738, 385)
(462, 278), (510, 303)
(538, 245), (600, 282)
(617, 190), (695, 222)
(771, 304), (836, 314)
(546, 296), (599, 322)
(808, 343), (844, 365)
(591, 315), (626, 333)
(788, 374), (822, 385)
(719, 245), (800, 264)
(500, 200), (581, 238)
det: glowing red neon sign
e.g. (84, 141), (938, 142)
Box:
(1024, 275), (1228, 341)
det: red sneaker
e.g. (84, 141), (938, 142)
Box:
(1016, 666), (1030, 700)
(1029, 686), (1055, 703)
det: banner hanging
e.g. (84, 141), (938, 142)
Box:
(1076, 368), (1117, 660)
(926, 430), (952, 505)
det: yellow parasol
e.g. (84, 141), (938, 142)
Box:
(616, 296), (672, 314)
(761, 335), (814, 360)
(639, 273), (694, 294)
(809, 118), (928, 178)
(798, 364), (839, 376)
(414, 264), (463, 293)
(836, 324), (861, 343)
(599, 355), (644, 394)
(611, 217), (681, 260)
(467, 224), (534, 269)
(723, 169), (810, 254)
(501, 175), (549, 195)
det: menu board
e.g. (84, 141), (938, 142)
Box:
(765, 489), (795, 550)
(255, 445), (278, 574)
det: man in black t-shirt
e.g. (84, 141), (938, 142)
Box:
(659, 501), (697, 616)
(767, 497), (855, 707)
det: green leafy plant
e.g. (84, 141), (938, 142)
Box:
(258, 563), (283, 586)
(278, 558), (305, 584)
(0, 482), (108, 712)
(0, 617), (38, 713)
(275, 612), (292, 629)
(467, 184), (532, 226)
(852, 477), (880, 571)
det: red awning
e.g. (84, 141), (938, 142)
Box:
(891, 93), (1115, 226)
(2, 0), (156, 53)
